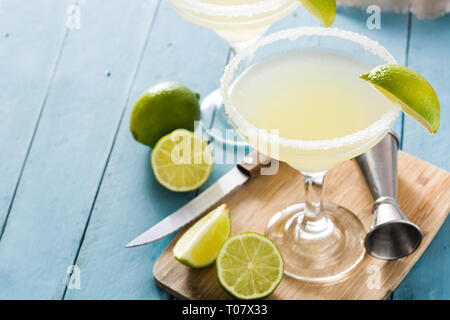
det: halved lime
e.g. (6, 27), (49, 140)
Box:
(298, 0), (336, 27)
(151, 129), (213, 192)
(361, 64), (440, 134)
(173, 204), (231, 268)
(216, 232), (284, 300)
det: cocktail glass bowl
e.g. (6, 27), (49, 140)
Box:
(221, 27), (399, 281)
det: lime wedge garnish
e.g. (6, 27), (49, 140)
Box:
(216, 232), (284, 300)
(151, 129), (213, 192)
(173, 204), (231, 268)
(298, 0), (336, 27)
(361, 64), (440, 134)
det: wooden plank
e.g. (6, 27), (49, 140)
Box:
(0, 0), (74, 236)
(0, 0), (159, 299)
(401, 15), (450, 169)
(154, 152), (450, 300)
(394, 14), (450, 300)
(335, 7), (410, 65)
(64, 0), (230, 299)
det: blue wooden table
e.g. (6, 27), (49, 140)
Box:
(0, 1), (448, 300)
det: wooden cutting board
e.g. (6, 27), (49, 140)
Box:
(153, 151), (450, 300)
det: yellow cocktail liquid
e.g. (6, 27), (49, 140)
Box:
(230, 50), (397, 172)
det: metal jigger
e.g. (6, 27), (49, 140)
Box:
(356, 131), (423, 260)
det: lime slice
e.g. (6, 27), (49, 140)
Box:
(130, 82), (200, 148)
(173, 204), (231, 268)
(151, 129), (213, 192)
(216, 232), (284, 300)
(360, 64), (440, 134)
(298, 0), (336, 27)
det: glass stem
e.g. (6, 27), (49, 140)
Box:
(299, 171), (332, 237)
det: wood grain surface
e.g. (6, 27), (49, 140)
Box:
(154, 152), (450, 300)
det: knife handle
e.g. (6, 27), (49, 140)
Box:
(237, 151), (272, 178)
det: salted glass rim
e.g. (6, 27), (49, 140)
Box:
(220, 27), (400, 151)
(169, 0), (296, 17)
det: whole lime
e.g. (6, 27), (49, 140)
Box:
(130, 82), (201, 147)
(360, 64), (440, 134)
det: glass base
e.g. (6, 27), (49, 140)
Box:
(265, 202), (365, 282)
(200, 89), (247, 147)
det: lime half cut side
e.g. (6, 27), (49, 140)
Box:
(216, 232), (284, 300)
(360, 64), (440, 134)
(151, 129), (213, 192)
(173, 204), (231, 268)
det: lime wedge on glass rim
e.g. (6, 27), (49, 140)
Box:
(360, 64), (440, 134)
(173, 204), (231, 268)
(216, 232), (284, 300)
(298, 0), (336, 27)
(151, 129), (213, 192)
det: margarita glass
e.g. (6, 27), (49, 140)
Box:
(169, 0), (300, 145)
(221, 27), (400, 281)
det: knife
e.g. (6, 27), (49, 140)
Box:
(126, 151), (270, 248)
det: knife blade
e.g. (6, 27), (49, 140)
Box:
(126, 151), (268, 248)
